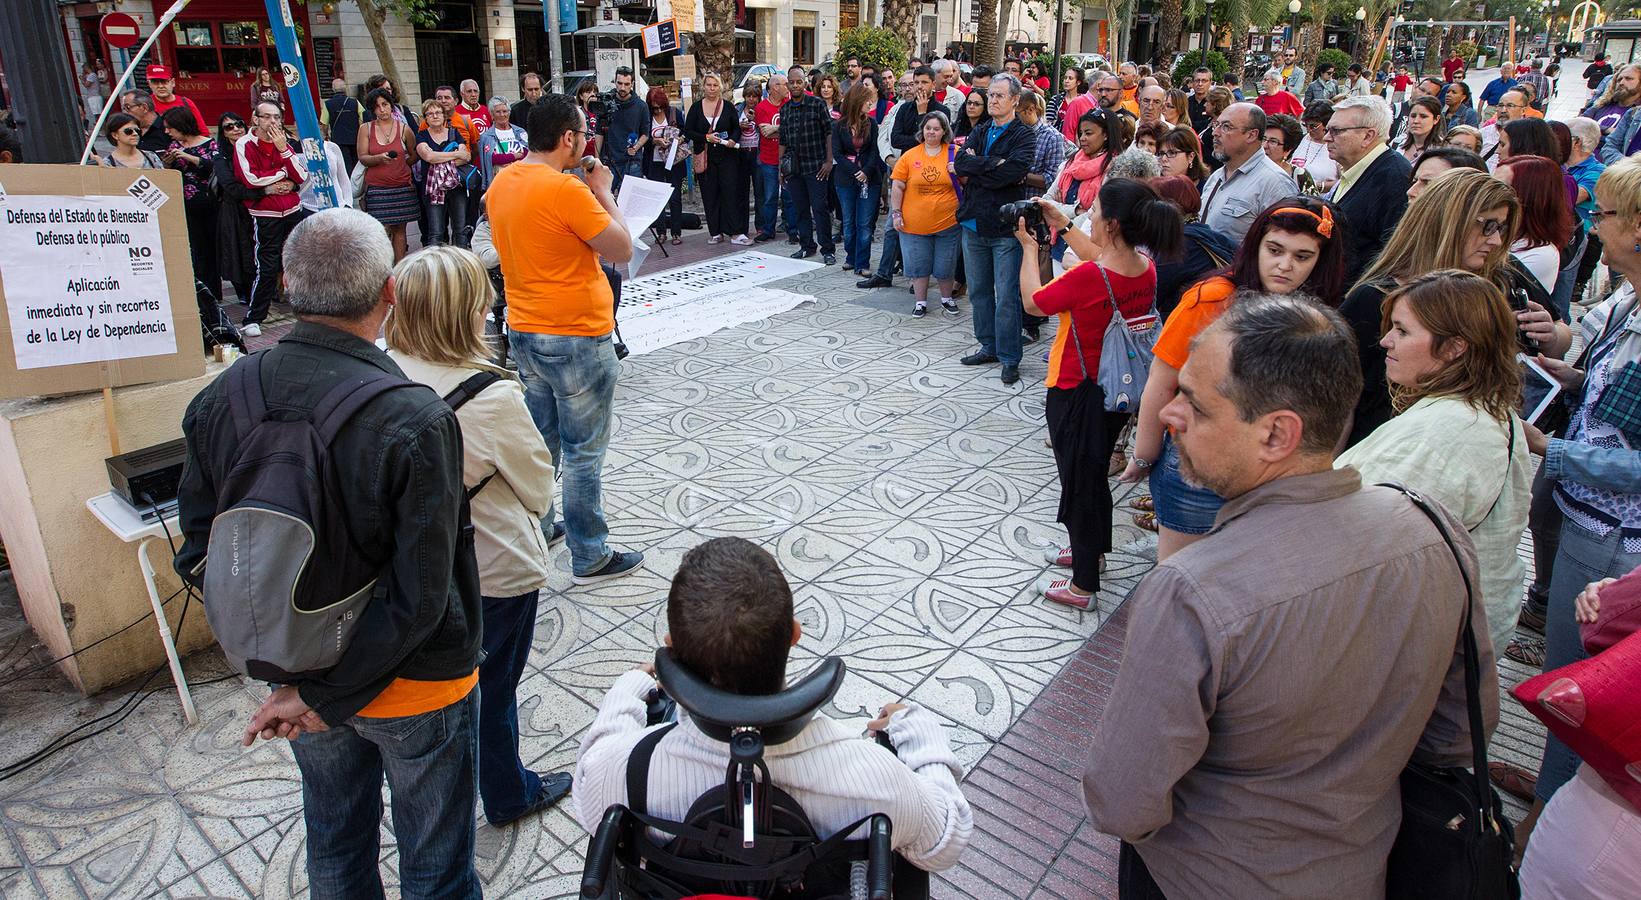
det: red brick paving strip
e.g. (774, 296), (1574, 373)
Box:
(938, 602), (1135, 899)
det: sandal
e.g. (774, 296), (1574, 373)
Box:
(1132, 511), (1158, 532)
(1488, 761), (1538, 803)
(1133, 495), (1154, 512)
(1505, 636), (1546, 668)
(671, 235), (683, 246)
(1108, 451), (1127, 477)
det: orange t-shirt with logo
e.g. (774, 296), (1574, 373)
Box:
(1152, 276), (1236, 370)
(487, 162), (616, 336)
(891, 143), (960, 235)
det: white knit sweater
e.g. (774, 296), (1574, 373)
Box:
(574, 670), (975, 872)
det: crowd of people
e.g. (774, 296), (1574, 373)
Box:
(64, 36), (1634, 900)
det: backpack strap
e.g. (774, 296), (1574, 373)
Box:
(626, 722), (678, 817)
(224, 352), (269, 438)
(441, 371), (505, 500)
(311, 372), (415, 445)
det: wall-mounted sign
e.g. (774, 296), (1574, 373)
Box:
(643, 19), (680, 57)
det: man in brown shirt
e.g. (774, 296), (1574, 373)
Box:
(1083, 296), (1498, 899)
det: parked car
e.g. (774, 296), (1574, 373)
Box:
(732, 63), (783, 92)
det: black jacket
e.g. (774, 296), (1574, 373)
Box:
(175, 323), (478, 724)
(325, 91), (363, 146)
(890, 99), (942, 152)
(831, 118), (884, 183)
(684, 98), (739, 165)
(601, 92), (648, 166)
(1332, 148), (1412, 286)
(953, 117), (1035, 238)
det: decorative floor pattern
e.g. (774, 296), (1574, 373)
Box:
(0, 63), (1585, 898)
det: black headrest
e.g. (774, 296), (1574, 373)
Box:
(655, 649), (845, 746)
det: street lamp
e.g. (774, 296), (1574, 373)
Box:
(1289, 0), (1303, 55)
(1355, 6), (1367, 57)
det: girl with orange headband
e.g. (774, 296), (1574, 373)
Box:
(1118, 195), (1346, 557)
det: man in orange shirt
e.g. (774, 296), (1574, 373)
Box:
(488, 93), (643, 583)
(435, 84), (482, 148)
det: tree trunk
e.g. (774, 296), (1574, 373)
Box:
(355, 1), (407, 103)
(976, 0), (1001, 66)
(999, 0), (1017, 60)
(1355, 19), (1380, 65)
(1300, 21), (1324, 74)
(884, 0), (920, 58)
(698, 0), (738, 79)
(1228, 1), (1250, 85)
(1157, 0), (1184, 68)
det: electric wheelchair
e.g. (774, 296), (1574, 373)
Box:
(579, 650), (932, 900)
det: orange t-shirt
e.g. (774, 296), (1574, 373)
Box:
(1152, 276), (1236, 370)
(450, 110), (482, 149)
(487, 163), (616, 336)
(357, 670), (478, 718)
(891, 143), (960, 235)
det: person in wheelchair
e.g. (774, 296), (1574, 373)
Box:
(573, 537), (974, 880)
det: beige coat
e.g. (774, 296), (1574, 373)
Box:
(390, 352), (555, 598)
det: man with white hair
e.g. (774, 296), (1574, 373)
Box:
(176, 208), (483, 896)
(458, 77), (492, 130)
(1566, 116), (1608, 304)
(1325, 95), (1410, 284)
(1137, 84), (1172, 127)
(931, 58), (966, 118)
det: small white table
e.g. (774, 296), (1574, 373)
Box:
(85, 491), (196, 724)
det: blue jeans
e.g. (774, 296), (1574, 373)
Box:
(610, 159), (643, 196)
(479, 589), (542, 824)
(1534, 518), (1641, 802)
(291, 690), (481, 900)
(425, 185), (469, 248)
(835, 177), (880, 270)
(789, 170), (834, 254)
(781, 179), (799, 238)
(962, 230), (1024, 365)
(508, 329), (619, 575)
(755, 161), (780, 237)
(900, 226), (961, 279)
(1550, 231), (1584, 321)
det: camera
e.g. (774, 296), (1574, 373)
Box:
(587, 90), (620, 122)
(1507, 286), (1541, 354)
(999, 199), (1051, 244)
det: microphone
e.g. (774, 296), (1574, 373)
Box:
(581, 155), (599, 173)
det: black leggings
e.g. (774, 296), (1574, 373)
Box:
(1045, 386), (1129, 592)
(699, 153), (741, 237)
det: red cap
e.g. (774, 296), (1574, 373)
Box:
(146, 64), (173, 81)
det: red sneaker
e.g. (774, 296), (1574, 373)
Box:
(1044, 547), (1073, 567)
(1041, 578), (1095, 610)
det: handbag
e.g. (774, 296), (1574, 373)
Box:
(1087, 263), (1160, 413)
(1383, 486), (1521, 900)
(349, 161), (368, 202)
(692, 148), (709, 175)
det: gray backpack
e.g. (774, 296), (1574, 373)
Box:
(203, 354), (422, 682)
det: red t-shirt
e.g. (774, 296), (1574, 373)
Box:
(954, 83), (973, 96)
(1254, 91), (1305, 118)
(1059, 93), (1098, 141)
(1392, 73), (1412, 91)
(755, 99), (782, 166)
(1034, 261), (1158, 390)
(153, 94), (209, 134)
(1442, 58), (1465, 82)
(1034, 76), (1051, 91)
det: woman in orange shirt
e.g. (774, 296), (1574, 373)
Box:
(1016, 179), (1184, 610)
(1117, 196), (1345, 558)
(890, 110), (963, 317)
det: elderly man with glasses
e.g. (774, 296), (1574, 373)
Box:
(1325, 95), (1410, 284)
(1198, 102), (1295, 243)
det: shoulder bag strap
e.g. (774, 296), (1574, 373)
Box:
(441, 370), (505, 500)
(946, 144), (964, 202)
(225, 352), (268, 438)
(1061, 266), (1106, 383)
(625, 721), (678, 817)
(312, 373), (414, 445)
(1388, 485), (1495, 829)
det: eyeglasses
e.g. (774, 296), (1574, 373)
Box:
(1475, 217), (1508, 237)
(1591, 208), (1626, 222)
(1322, 125), (1371, 138)
(1213, 120), (1254, 133)
(1155, 149), (1187, 159)
(1263, 136), (1287, 147)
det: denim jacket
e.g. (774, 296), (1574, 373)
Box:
(1544, 283), (1641, 493)
(175, 322), (480, 724)
(1598, 106), (1641, 165)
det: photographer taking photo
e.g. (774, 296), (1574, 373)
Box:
(599, 67), (647, 192)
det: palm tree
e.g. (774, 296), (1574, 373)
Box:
(1158, 0), (1185, 67)
(976, 0), (1001, 66)
(697, 0), (738, 78)
(884, 0), (921, 58)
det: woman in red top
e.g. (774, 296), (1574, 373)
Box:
(1015, 179), (1184, 609)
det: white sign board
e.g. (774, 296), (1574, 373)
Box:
(0, 192), (178, 370)
(595, 48), (640, 90)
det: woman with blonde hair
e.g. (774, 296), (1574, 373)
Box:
(684, 72), (752, 245)
(1340, 169), (1571, 445)
(383, 246), (569, 827)
(1336, 269), (1529, 656)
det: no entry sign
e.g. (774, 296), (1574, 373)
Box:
(100, 13), (141, 50)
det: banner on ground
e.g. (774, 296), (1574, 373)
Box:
(0, 165), (203, 399)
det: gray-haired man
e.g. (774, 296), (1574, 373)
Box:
(1085, 296), (1495, 900)
(175, 208), (483, 899)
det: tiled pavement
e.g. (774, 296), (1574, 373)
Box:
(0, 63), (1581, 898)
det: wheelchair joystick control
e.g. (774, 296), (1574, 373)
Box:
(731, 728), (764, 849)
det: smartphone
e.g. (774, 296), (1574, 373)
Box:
(1508, 287), (1541, 354)
(386, 150), (398, 159)
(1519, 353), (1563, 427)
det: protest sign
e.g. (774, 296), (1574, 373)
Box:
(0, 165), (203, 400)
